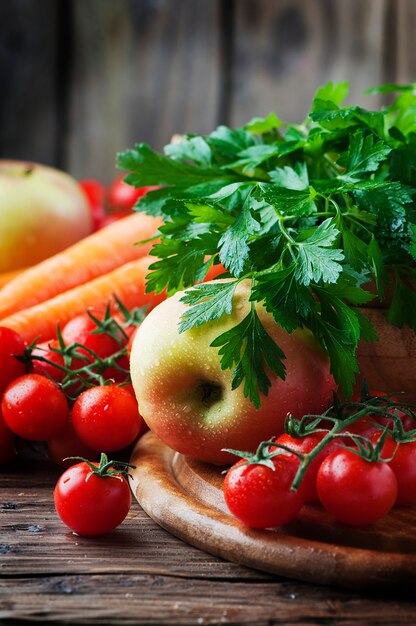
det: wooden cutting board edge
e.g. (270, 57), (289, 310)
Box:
(129, 432), (416, 592)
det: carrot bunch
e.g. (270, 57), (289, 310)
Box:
(0, 212), (164, 343)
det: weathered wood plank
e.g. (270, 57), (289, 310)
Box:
(396, 0), (416, 82)
(1, 462), (415, 625)
(1, 573), (415, 625)
(65, 0), (222, 183)
(0, 0), (59, 165)
(230, 0), (390, 126)
(0, 460), (267, 580)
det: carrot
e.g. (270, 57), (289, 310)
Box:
(0, 256), (165, 343)
(0, 212), (162, 319)
(0, 268), (26, 289)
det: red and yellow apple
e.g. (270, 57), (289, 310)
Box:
(130, 280), (336, 465)
(0, 160), (92, 271)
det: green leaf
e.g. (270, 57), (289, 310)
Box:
(295, 219), (344, 285)
(218, 197), (261, 277)
(368, 235), (388, 299)
(206, 126), (255, 161)
(312, 81), (349, 108)
(178, 280), (238, 332)
(338, 131), (391, 181)
(341, 225), (370, 271)
(261, 184), (317, 217)
(269, 162), (310, 189)
(251, 265), (315, 332)
(387, 274), (416, 331)
(352, 181), (414, 234)
(134, 187), (182, 217)
(229, 144), (281, 172)
(309, 311), (359, 398)
(185, 203), (234, 226)
(118, 143), (237, 187)
(365, 83), (416, 95)
(145, 239), (208, 295)
(410, 225), (416, 262)
(210, 306), (286, 408)
(164, 135), (213, 166)
(390, 140), (416, 187)
(244, 112), (283, 134)
(309, 103), (385, 136)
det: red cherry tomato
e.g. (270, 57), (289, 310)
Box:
(316, 448), (397, 526)
(54, 460), (131, 535)
(31, 340), (66, 382)
(0, 327), (27, 395)
(47, 418), (99, 468)
(352, 389), (415, 431)
(2, 374), (69, 441)
(273, 432), (339, 502)
(72, 385), (141, 451)
(370, 432), (416, 505)
(62, 312), (120, 359)
(108, 174), (159, 211)
(223, 455), (306, 529)
(340, 416), (381, 439)
(79, 179), (106, 231)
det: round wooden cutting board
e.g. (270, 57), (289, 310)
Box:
(129, 432), (416, 592)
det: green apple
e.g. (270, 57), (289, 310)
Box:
(0, 160), (92, 272)
(130, 280), (336, 465)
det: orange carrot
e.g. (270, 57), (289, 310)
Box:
(0, 212), (162, 319)
(0, 256), (165, 343)
(0, 268), (26, 289)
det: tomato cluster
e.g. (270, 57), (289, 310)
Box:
(224, 392), (416, 529)
(0, 302), (146, 535)
(79, 175), (159, 231)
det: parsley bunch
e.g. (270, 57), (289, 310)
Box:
(118, 82), (416, 407)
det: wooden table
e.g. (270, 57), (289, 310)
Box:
(1, 459), (415, 625)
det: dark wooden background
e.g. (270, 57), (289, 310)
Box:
(1, 0), (415, 184)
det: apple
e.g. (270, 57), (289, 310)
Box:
(0, 160), (92, 272)
(130, 280), (336, 465)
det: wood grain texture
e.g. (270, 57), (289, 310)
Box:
(396, 0), (416, 83)
(1, 458), (415, 624)
(129, 433), (416, 593)
(0, 0), (59, 165)
(66, 0), (222, 182)
(229, 0), (389, 126)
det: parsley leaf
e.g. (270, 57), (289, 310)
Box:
(178, 280), (238, 332)
(295, 219), (344, 285)
(338, 131), (391, 181)
(210, 305), (286, 408)
(119, 81), (416, 405)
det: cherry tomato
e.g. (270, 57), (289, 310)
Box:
(54, 460), (131, 535)
(352, 389), (415, 432)
(2, 374), (69, 441)
(31, 340), (67, 382)
(340, 416), (381, 439)
(79, 179), (106, 231)
(0, 326), (27, 395)
(62, 312), (120, 360)
(223, 455), (306, 529)
(47, 418), (99, 468)
(108, 174), (158, 212)
(0, 410), (16, 464)
(273, 432), (339, 502)
(72, 385), (141, 451)
(370, 432), (416, 505)
(316, 449), (397, 526)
